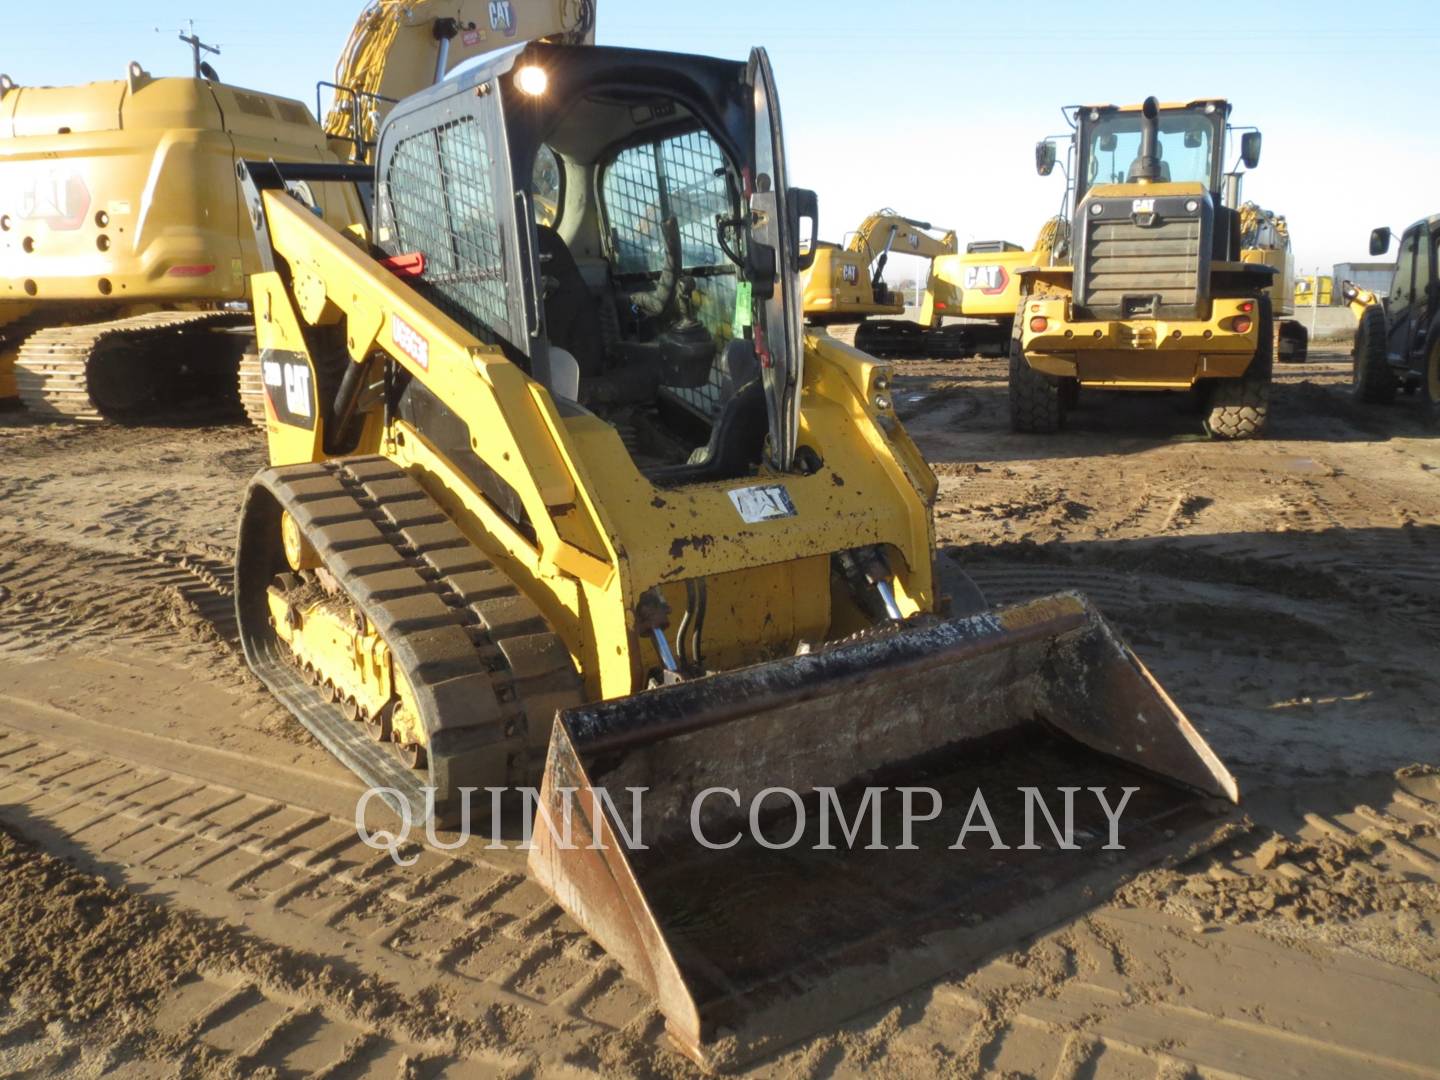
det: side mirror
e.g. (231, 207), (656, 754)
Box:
(1183, 128), (1202, 149)
(1240, 131), (1262, 169)
(1369, 226), (1392, 257)
(1098, 132), (1116, 152)
(1035, 140), (1057, 177)
(790, 187), (819, 272)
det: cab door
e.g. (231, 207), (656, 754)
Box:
(1385, 225), (1421, 364)
(743, 48), (815, 472)
(1406, 224), (1440, 372)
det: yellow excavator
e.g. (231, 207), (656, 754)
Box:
(1012, 97), (1279, 438)
(800, 209), (977, 356)
(234, 36), (1238, 1068)
(0, 0), (593, 422)
(918, 215), (1073, 359)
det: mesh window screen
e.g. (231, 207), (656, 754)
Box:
(383, 117), (510, 341)
(602, 129), (739, 417)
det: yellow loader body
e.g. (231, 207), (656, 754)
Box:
(235, 50), (1239, 1068)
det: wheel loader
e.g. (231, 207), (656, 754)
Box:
(1349, 215), (1440, 417)
(1012, 97), (1279, 438)
(0, 1), (593, 422)
(234, 43), (1239, 1068)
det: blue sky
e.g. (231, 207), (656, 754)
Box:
(6, 0), (1437, 274)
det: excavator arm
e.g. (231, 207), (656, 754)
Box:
(847, 209), (956, 268)
(326, 0), (595, 155)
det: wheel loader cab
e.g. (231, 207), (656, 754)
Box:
(375, 43), (771, 482)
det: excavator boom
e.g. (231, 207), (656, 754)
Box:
(327, 0), (596, 155)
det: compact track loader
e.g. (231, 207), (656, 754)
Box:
(235, 44), (1238, 1068)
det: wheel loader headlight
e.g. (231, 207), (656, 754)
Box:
(1185, 199), (1199, 213)
(515, 65), (549, 96)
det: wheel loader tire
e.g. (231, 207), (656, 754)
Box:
(1423, 335), (1440, 426)
(1277, 320), (1309, 363)
(1352, 305), (1396, 404)
(1206, 299), (1272, 440)
(1008, 342), (1064, 433)
(1059, 377), (1080, 410)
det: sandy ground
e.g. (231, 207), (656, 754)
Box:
(0, 344), (1437, 1078)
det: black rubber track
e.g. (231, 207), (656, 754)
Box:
(234, 456), (583, 823)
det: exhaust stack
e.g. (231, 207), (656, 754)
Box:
(1131, 95), (1162, 183)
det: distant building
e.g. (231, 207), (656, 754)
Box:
(1332, 261), (1395, 302)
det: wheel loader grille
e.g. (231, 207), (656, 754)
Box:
(381, 117), (510, 340)
(602, 129), (738, 418)
(1078, 196), (1209, 319)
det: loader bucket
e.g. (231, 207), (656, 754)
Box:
(528, 591), (1239, 1071)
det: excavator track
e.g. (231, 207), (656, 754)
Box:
(1, 313), (48, 406)
(237, 349), (267, 428)
(235, 456), (584, 821)
(15, 310), (249, 422)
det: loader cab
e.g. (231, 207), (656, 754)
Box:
(373, 43), (814, 484)
(1062, 99), (1261, 320)
(1074, 101), (1226, 201)
(1376, 217), (1440, 379)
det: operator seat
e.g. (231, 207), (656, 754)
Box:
(536, 225), (605, 377)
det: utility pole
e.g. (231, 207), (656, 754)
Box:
(177, 20), (220, 79)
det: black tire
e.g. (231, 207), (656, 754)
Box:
(1206, 297), (1272, 440)
(1059, 377), (1080, 409)
(1352, 305), (1396, 404)
(1277, 320), (1309, 363)
(1008, 339), (1065, 433)
(1423, 335), (1440, 426)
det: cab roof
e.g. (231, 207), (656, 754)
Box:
(1076, 98), (1230, 115)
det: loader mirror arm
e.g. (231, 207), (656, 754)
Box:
(791, 187), (819, 271)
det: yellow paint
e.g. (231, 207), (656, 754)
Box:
(253, 188), (940, 706)
(0, 72), (364, 313)
(1020, 294), (1261, 387)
